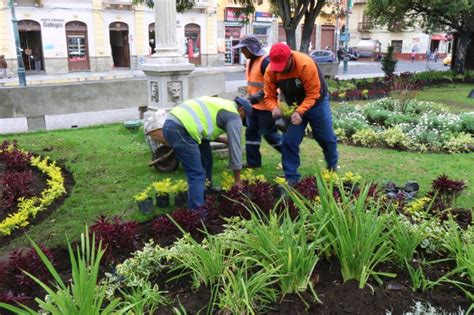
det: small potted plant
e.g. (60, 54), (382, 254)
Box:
(153, 178), (172, 208)
(134, 187), (154, 215)
(173, 179), (188, 208)
(275, 101), (298, 132)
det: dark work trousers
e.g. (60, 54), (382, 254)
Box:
(281, 93), (338, 183)
(162, 120), (212, 209)
(245, 108), (282, 167)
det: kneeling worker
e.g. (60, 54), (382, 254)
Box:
(145, 96), (246, 209)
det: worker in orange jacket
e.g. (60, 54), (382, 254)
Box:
(233, 35), (281, 168)
(264, 43), (338, 183)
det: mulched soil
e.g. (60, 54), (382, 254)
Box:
(0, 158), (471, 314)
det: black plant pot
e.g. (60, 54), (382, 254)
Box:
(137, 198), (154, 215)
(156, 193), (170, 208)
(175, 191), (188, 208)
(275, 117), (290, 133)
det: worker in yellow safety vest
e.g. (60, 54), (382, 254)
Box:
(145, 96), (251, 209)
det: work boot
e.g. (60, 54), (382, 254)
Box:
(243, 163), (261, 169)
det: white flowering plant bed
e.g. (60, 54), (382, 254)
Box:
(333, 98), (474, 153)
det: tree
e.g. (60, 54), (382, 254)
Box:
(135, 0), (329, 53)
(381, 45), (397, 79)
(365, 0), (474, 73)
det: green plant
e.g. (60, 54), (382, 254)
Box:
(460, 113), (474, 134)
(235, 207), (326, 303)
(443, 133), (474, 153)
(365, 108), (392, 125)
(405, 260), (454, 293)
(390, 214), (430, 266)
(381, 45), (397, 79)
(442, 218), (474, 287)
(381, 126), (411, 149)
(291, 170), (396, 288)
(119, 282), (169, 314)
(172, 179), (188, 194)
(351, 128), (381, 147)
(167, 224), (236, 290)
(0, 227), (122, 314)
(218, 262), (278, 314)
(384, 113), (415, 127)
(152, 178), (173, 196)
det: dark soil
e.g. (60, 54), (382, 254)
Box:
(152, 255), (471, 314)
(0, 155), (471, 313)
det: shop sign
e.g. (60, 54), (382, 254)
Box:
(225, 8), (245, 22)
(255, 11), (272, 23)
(225, 26), (241, 38)
(41, 18), (64, 28)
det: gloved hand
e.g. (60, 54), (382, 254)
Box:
(248, 93), (261, 105)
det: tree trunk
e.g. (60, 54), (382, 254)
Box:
(300, 1), (325, 54)
(285, 28), (297, 50)
(451, 31), (471, 73)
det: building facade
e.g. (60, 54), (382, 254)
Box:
(348, 0), (450, 60)
(0, 0), (220, 75)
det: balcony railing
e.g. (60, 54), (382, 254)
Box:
(15, 0), (43, 7)
(358, 22), (372, 32)
(103, 0), (133, 10)
(353, 0), (367, 4)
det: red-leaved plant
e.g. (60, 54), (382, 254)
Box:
(151, 209), (204, 235)
(0, 290), (32, 305)
(431, 174), (467, 208)
(90, 216), (140, 264)
(1, 170), (33, 210)
(2, 245), (55, 294)
(0, 141), (32, 171)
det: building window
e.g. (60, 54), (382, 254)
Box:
(391, 40), (402, 53)
(253, 26), (268, 46)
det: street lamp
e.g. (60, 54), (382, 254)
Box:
(9, 0), (27, 87)
(343, 0), (352, 74)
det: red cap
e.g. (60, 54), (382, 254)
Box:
(269, 43), (291, 72)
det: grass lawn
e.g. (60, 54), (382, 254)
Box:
(1, 84), (473, 254)
(415, 83), (474, 112)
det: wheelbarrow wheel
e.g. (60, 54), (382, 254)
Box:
(152, 146), (180, 172)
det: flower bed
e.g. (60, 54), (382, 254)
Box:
(1, 170), (471, 314)
(0, 141), (67, 236)
(333, 98), (474, 153)
(327, 70), (474, 102)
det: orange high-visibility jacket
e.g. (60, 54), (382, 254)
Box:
(246, 56), (267, 110)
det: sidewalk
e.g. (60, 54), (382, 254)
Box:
(0, 65), (245, 87)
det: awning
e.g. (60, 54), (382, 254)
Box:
(431, 34), (446, 41)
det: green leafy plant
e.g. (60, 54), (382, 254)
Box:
(351, 128), (381, 147)
(289, 170), (396, 288)
(0, 227), (122, 315)
(119, 282), (169, 314)
(234, 207), (327, 303)
(166, 220), (237, 290)
(218, 261), (279, 314)
(391, 214), (430, 266)
(381, 45), (397, 79)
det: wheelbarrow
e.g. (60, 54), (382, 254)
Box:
(148, 145), (180, 172)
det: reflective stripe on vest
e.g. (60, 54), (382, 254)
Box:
(170, 96), (238, 144)
(247, 81), (264, 88)
(246, 56), (266, 109)
(194, 98), (214, 139)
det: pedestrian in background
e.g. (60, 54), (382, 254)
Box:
(411, 49), (416, 63)
(0, 55), (8, 78)
(264, 43), (338, 184)
(233, 35), (282, 168)
(434, 49), (439, 62)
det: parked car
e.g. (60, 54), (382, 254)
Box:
(443, 54), (452, 66)
(310, 50), (336, 63)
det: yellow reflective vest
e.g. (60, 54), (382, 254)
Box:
(170, 96), (238, 144)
